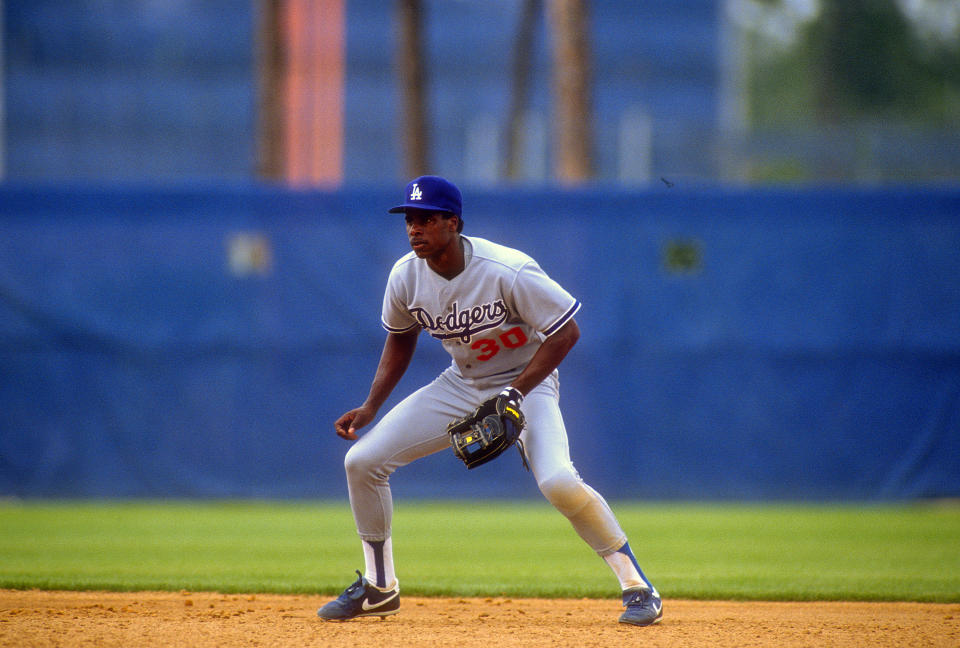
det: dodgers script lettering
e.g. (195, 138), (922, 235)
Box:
(409, 300), (509, 343)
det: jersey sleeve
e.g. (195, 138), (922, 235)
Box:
(509, 262), (581, 337)
(380, 265), (420, 333)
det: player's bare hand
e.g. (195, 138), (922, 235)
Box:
(334, 407), (375, 440)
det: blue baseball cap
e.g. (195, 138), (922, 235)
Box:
(388, 175), (462, 216)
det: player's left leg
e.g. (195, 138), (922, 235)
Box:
(520, 373), (662, 626)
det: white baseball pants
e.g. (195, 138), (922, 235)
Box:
(342, 367), (629, 557)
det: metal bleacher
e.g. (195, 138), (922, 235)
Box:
(5, 0), (723, 185)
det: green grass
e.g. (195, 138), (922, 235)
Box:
(0, 500), (958, 602)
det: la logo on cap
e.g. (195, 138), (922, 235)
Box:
(389, 175), (462, 216)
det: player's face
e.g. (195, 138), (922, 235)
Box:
(405, 210), (458, 258)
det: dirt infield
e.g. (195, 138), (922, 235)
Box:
(1, 589), (958, 648)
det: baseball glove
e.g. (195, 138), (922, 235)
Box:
(447, 387), (528, 470)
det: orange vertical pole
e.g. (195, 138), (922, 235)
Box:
(308, 0), (344, 185)
(282, 0), (344, 187)
(282, 0), (305, 183)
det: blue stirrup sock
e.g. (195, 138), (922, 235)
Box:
(362, 538), (396, 589)
(603, 541), (658, 593)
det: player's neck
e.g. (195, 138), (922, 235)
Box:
(426, 236), (465, 280)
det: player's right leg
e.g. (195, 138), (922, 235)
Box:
(342, 372), (471, 543)
(319, 371), (476, 620)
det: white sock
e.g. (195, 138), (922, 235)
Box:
(604, 550), (647, 590)
(362, 537), (396, 589)
(603, 541), (658, 595)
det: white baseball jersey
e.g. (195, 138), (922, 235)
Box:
(381, 236), (581, 380)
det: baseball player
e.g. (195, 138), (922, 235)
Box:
(318, 176), (662, 626)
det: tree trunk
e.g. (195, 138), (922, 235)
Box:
(506, 0), (541, 180)
(397, 0), (429, 178)
(256, 0), (284, 180)
(547, 0), (593, 183)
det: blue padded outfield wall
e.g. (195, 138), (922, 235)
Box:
(1, 185), (959, 500)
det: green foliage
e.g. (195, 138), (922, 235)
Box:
(808, 1), (921, 117)
(749, 0), (960, 126)
(0, 500), (958, 602)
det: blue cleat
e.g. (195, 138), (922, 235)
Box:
(317, 570), (400, 621)
(618, 586), (663, 626)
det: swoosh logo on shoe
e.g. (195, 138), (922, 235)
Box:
(361, 591), (398, 611)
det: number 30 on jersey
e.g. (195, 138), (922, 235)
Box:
(470, 326), (528, 361)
